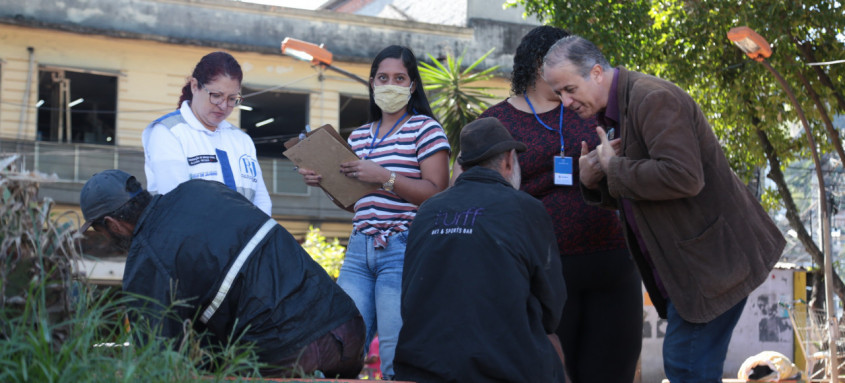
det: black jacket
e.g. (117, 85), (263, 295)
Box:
(123, 179), (359, 362)
(394, 167), (566, 383)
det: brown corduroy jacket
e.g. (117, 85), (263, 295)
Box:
(582, 67), (785, 323)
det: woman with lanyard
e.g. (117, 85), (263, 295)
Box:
(298, 45), (450, 379)
(476, 26), (642, 383)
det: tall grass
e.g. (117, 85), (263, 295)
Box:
(0, 284), (266, 382)
(0, 173), (265, 382)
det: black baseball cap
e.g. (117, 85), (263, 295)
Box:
(79, 169), (141, 232)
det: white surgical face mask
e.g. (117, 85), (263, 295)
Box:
(373, 84), (412, 114)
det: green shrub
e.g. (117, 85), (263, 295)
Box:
(301, 226), (346, 280)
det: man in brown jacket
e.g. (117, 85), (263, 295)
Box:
(542, 35), (786, 383)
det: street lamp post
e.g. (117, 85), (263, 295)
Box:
(281, 37), (369, 87)
(728, 26), (838, 381)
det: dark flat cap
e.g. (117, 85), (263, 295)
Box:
(458, 117), (527, 166)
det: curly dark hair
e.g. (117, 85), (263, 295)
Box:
(510, 26), (570, 95)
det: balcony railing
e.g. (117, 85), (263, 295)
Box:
(0, 139), (307, 196)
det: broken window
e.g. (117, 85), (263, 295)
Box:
(240, 86), (309, 158)
(338, 94), (370, 140)
(36, 67), (118, 145)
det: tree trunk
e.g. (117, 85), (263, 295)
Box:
(791, 34), (845, 114)
(755, 125), (845, 302)
(793, 68), (845, 164)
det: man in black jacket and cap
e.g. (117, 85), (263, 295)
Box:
(394, 117), (568, 383)
(79, 170), (364, 378)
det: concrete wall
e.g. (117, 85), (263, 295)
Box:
(467, 0), (542, 25)
(640, 268), (798, 382)
(0, 0), (535, 74)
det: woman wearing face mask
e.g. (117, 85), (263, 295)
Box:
(298, 45), (450, 378)
(142, 51), (271, 215)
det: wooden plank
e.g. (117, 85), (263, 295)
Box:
(75, 258), (124, 285)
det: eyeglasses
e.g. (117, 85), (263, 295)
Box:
(201, 85), (243, 107)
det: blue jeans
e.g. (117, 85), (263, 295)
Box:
(337, 230), (407, 378)
(663, 297), (747, 383)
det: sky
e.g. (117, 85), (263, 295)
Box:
(236, 0), (325, 9)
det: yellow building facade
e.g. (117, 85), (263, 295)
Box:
(0, 24), (381, 146)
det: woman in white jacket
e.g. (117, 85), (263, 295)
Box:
(142, 51), (271, 215)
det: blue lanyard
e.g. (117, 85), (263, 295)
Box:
(365, 112), (408, 159)
(524, 95), (565, 155)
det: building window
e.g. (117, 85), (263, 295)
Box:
(36, 68), (118, 145)
(240, 87), (310, 195)
(338, 94), (369, 140)
(240, 86), (309, 158)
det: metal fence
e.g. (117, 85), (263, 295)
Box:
(0, 139), (307, 196)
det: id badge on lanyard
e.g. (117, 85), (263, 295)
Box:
(554, 153), (573, 186)
(524, 95), (574, 187)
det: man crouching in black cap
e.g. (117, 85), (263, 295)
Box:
(79, 171), (364, 378)
(394, 117), (568, 383)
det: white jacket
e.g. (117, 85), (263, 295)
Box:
(142, 101), (272, 215)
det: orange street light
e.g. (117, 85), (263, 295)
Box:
(281, 37), (333, 66)
(728, 25), (838, 382)
(281, 37), (368, 87)
(727, 26), (772, 62)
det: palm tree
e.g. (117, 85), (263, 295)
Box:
(419, 48), (500, 159)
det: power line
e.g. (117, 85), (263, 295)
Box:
(808, 59), (845, 66)
(0, 74), (322, 115)
(241, 73), (319, 98)
(783, 164), (845, 174)
(0, 100), (173, 114)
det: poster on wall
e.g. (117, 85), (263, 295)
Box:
(639, 268), (796, 382)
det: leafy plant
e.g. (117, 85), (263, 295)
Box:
(302, 226), (345, 280)
(1, 173), (79, 336)
(419, 48), (501, 158)
(0, 173), (265, 382)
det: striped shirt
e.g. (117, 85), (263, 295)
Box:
(348, 115), (450, 248)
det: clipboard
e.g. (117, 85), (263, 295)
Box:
(283, 125), (379, 208)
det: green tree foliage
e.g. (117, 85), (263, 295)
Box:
(509, 0), (657, 69)
(419, 49), (500, 158)
(301, 226), (345, 280)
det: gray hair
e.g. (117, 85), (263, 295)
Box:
(543, 35), (611, 78)
(477, 150), (512, 171)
